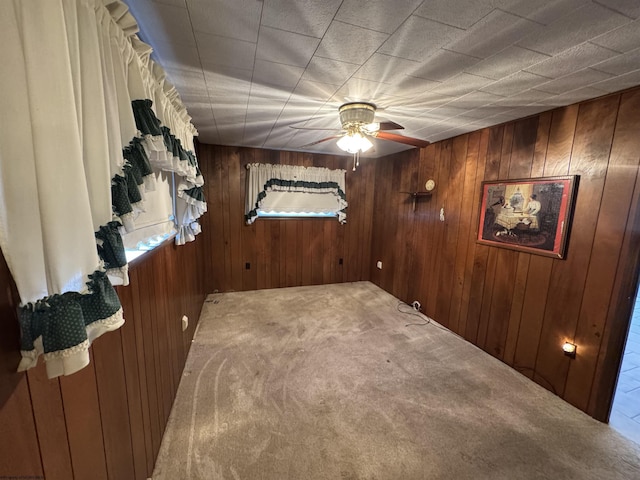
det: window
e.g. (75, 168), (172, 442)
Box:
(245, 163), (348, 224)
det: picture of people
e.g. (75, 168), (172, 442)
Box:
(477, 176), (578, 259)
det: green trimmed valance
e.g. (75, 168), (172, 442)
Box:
(245, 163), (348, 224)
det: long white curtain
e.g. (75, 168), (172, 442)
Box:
(0, 0), (203, 378)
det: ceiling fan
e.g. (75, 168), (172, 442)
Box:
(291, 102), (429, 169)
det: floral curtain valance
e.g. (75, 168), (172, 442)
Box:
(0, 0), (205, 378)
(245, 163), (348, 224)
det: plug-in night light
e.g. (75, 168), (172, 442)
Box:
(562, 342), (577, 358)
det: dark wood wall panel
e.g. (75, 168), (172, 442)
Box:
(370, 88), (640, 420)
(196, 144), (375, 293)
(0, 237), (207, 479)
(27, 366), (74, 479)
(60, 352), (109, 480)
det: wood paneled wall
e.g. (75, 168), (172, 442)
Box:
(370, 88), (640, 421)
(0, 239), (207, 480)
(196, 145), (375, 293)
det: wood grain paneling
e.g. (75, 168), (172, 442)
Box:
(196, 145), (375, 293)
(370, 89), (640, 421)
(0, 236), (207, 479)
(0, 254), (45, 479)
(27, 366), (74, 479)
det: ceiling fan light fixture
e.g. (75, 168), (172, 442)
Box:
(337, 132), (373, 154)
(339, 102), (376, 128)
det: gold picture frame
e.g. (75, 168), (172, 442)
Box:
(477, 176), (578, 259)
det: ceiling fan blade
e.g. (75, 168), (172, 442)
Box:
(375, 131), (430, 148)
(378, 120), (404, 130)
(297, 135), (344, 149)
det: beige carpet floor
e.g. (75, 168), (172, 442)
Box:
(152, 282), (640, 479)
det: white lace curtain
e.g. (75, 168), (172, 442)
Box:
(245, 163), (348, 224)
(0, 0), (204, 378)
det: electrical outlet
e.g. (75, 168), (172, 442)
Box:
(412, 301), (421, 311)
(181, 315), (188, 332)
(376, 261), (383, 269)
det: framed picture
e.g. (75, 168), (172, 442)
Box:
(477, 175), (578, 259)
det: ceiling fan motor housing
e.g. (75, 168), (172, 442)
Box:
(339, 102), (376, 129)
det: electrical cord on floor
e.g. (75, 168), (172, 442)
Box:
(397, 301), (560, 396)
(396, 301), (430, 327)
(512, 365), (558, 395)
(396, 302), (466, 341)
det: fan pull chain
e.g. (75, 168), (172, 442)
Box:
(352, 151), (361, 171)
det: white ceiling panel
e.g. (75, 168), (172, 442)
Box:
(466, 46), (551, 81)
(331, 78), (399, 106)
(422, 106), (477, 122)
(535, 68), (614, 94)
(509, 104), (552, 118)
(541, 86), (609, 106)
(595, 0), (640, 19)
(196, 33), (256, 70)
(383, 93), (456, 116)
(591, 48), (640, 75)
(524, 43), (618, 78)
(378, 16), (464, 62)
(591, 20), (640, 53)
(256, 27), (320, 68)
(164, 67), (207, 96)
(481, 71), (550, 96)
(447, 10), (542, 59)
(315, 21), (389, 64)
(591, 69), (640, 93)
(152, 0), (187, 7)
(252, 60), (304, 90)
(301, 57), (360, 86)
(203, 70), (252, 101)
(186, 104), (214, 124)
(164, 67), (207, 91)
(443, 91), (505, 109)
(215, 125), (244, 145)
(456, 106), (515, 121)
(354, 53), (421, 83)
(148, 40), (201, 71)
(489, 89), (553, 107)
(243, 122), (278, 145)
(414, 0), (499, 29)
(501, 0), (588, 26)
(261, 0), (342, 38)
(247, 84), (292, 104)
(429, 73), (494, 97)
(411, 50), (480, 82)
(134, 0), (195, 46)
(336, 0), (424, 34)
(384, 75), (440, 99)
(263, 130), (299, 150)
(517, 3), (631, 56)
(124, 0), (640, 157)
(187, 0), (261, 42)
(291, 80), (340, 103)
(286, 128), (337, 150)
(211, 108), (246, 126)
